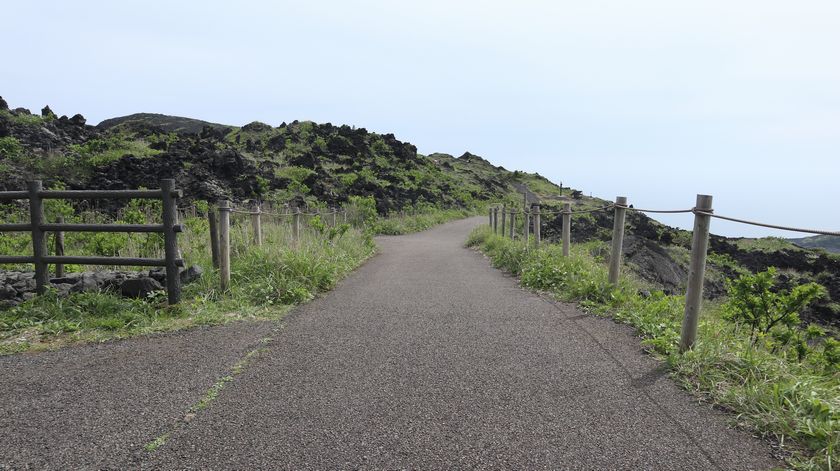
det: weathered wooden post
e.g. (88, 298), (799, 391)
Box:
(219, 200), (231, 292)
(28, 180), (47, 294)
(208, 205), (220, 269)
(493, 207), (499, 233)
(524, 210), (530, 243)
(562, 201), (571, 257)
(55, 216), (65, 277)
(533, 204), (541, 246)
(680, 194), (714, 352)
(509, 208), (515, 239)
(293, 207), (301, 242)
(608, 196), (628, 285)
(251, 202), (262, 246)
(160, 179), (181, 304)
(331, 208), (337, 227)
(500, 204), (507, 238)
(488, 208), (493, 227)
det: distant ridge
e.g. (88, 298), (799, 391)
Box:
(97, 113), (230, 134)
(789, 235), (840, 253)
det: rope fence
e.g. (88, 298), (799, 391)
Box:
(488, 193), (838, 352)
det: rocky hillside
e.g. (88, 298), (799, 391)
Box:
(1, 96), (836, 327)
(0, 97), (561, 213)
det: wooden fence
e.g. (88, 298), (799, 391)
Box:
(490, 194), (839, 351)
(209, 201), (348, 292)
(0, 180), (184, 304)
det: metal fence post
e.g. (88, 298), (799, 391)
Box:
(28, 180), (48, 294)
(562, 202), (571, 257)
(160, 179), (181, 304)
(509, 209), (515, 239)
(251, 202), (262, 246)
(680, 194), (714, 352)
(608, 196), (628, 285)
(533, 204), (541, 246)
(208, 205), (220, 269)
(55, 216), (65, 277)
(219, 200), (231, 292)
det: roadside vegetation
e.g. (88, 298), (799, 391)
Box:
(0, 201), (376, 355)
(0, 194), (479, 355)
(467, 226), (839, 471)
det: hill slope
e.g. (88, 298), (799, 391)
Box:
(1, 96), (836, 327)
(97, 113), (230, 134)
(0, 98), (565, 212)
(790, 235), (840, 253)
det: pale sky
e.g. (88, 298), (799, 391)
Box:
(5, 0), (839, 237)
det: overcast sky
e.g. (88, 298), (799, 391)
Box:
(5, 0), (839, 237)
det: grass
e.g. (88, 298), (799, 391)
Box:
(0, 213), (376, 355)
(466, 225), (839, 470)
(374, 207), (476, 235)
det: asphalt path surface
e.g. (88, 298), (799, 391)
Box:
(1, 216), (779, 470)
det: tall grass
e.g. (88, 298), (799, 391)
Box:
(0, 212), (375, 355)
(467, 226), (839, 470)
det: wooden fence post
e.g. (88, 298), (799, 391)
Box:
(488, 208), (493, 227)
(219, 200), (231, 292)
(533, 204), (541, 246)
(208, 205), (220, 269)
(160, 179), (181, 304)
(28, 180), (48, 294)
(293, 207), (301, 242)
(55, 216), (65, 277)
(251, 203), (262, 246)
(493, 207), (499, 233)
(509, 209), (515, 239)
(524, 210), (530, 244)
(501, 205), (507, 238)
(680, 194), (714, 352)
(562, 201), (571, 257)
(608, 196), (627, 285)
(331, 208), (337, 227)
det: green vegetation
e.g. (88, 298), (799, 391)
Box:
(374, 207), (477, 235)
(67, 135), (161, 166)
(0, 210), (376, 355)
(735, 237), (805, 253)
(0, 109), (44, 126)
(467, 226), (839, 470)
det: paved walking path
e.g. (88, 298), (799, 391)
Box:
(1, 217), (779, 469)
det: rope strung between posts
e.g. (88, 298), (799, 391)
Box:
(569, 205), (614, 214)
(616, 204), (694, 214)
(692, 210), (840, 237)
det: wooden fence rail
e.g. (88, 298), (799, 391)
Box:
(0, 180), (185, 304)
